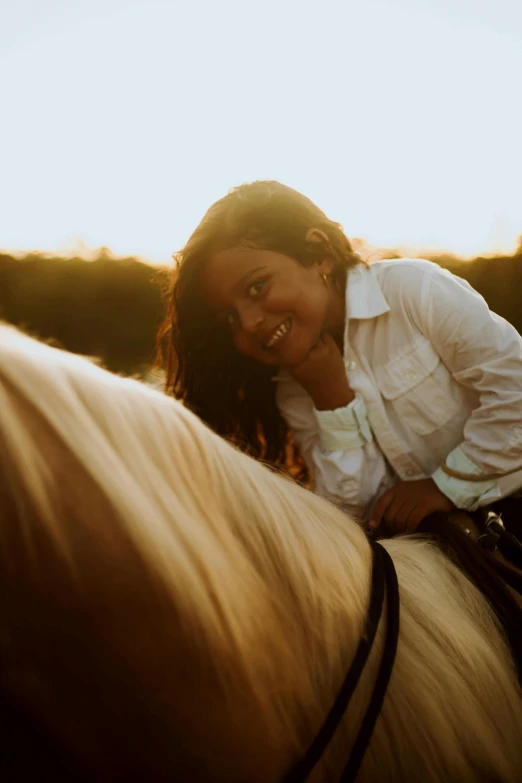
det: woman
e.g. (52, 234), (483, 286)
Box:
(159, 180), (522, 532)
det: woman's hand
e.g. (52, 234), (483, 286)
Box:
(287, 332), (355, 411)
(369, 478), (454, 535)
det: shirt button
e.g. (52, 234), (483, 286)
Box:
(346, 360), (357, 371)
(406, 468), (416, 477)
(406, 371), (417, 382)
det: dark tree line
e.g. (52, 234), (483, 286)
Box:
(0, 252), (169, 375)
(1, 248), (521, 376)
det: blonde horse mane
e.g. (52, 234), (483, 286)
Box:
(0, 323), (521, 782)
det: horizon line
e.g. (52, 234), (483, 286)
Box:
(1, 238), (521, 267)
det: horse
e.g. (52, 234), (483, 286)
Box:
(1, 322), (521, 783)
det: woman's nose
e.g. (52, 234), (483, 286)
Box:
(239, 305), (265, 334)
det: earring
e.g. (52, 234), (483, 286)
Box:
(321, 273), (328, 283)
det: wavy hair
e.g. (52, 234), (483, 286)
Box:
(1, 323), (522, 782)
(157, 180), (362, 474)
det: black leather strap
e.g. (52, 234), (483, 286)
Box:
(281, 541), (400, 783)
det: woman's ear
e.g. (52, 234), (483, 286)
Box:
(305, 228), (329, 245)
(305, 228), (335, 275)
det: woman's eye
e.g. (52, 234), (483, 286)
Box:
(247, 279), (266, 297)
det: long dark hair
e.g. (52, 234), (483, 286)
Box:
(157, 180), (361, 475)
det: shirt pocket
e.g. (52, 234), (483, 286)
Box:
(375, 338), (459, 435)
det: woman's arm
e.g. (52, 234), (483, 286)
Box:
(276, 377), (394, 523)
(402, 262), (522, 510)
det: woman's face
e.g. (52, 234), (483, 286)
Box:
(199, 247), (343, 367)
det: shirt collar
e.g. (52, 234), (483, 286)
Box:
(345, 262), (390, 321)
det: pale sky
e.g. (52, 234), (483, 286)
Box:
(1, 0), (521, 263)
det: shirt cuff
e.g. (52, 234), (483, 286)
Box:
(313, 396), (373, 452)
(432, 446), (498, 511)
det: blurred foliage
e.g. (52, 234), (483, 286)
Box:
(0, 246), (521, 376)
(0, 252), (169, 375)
(434, 251), (522, 339)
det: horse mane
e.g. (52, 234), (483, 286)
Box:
(0, 323), (521, 783)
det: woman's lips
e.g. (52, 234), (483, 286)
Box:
(263, 318), (291, 349)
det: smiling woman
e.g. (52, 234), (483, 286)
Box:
(160, 179), (522, 536)
(159, 180), (361, 472)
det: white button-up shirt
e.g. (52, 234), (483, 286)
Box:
(275, 259), (522, 522)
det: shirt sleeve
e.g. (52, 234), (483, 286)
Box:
(275, 379), (394, 522)
(431, 446), (499, 509)
(401, 262), (522, 510)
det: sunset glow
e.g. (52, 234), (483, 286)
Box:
(1, 0), (521, 263)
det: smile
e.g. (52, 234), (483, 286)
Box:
(264, 318), (291, 349)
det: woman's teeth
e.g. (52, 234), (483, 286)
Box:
(265, 318), (290, 348)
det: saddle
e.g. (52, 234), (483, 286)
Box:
(451, 507), (522, 564)
(448, 508), (522, 602)
(417, 508), (522, 678)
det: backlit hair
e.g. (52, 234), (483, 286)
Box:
(1, 323), (521, 782)
(158, 180), (362, 478)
